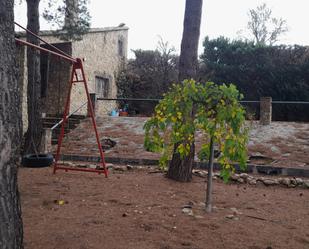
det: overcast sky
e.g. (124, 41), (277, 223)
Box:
(15, 0), (309, 57)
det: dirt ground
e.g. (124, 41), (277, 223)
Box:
(19, 167), (309, 249)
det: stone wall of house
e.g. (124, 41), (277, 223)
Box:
(20, 26), (128, 133)
(71, 28), (128, 116)
(40, 27), (128, 116)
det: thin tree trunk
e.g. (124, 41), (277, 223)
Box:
(168, 0), (203, 182)
(0, 1), (24, 248)
(205, 136), (215, 212)
(24, 0), (43, 155)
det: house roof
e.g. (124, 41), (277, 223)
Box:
(16, 26), (129, 38)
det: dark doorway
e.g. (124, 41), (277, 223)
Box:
(40, 42), (72, 115)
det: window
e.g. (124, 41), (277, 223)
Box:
(118, 39), (124, 57)
(95, 76), (109, 98)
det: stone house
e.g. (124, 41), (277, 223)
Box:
(18, 26), (128, 132)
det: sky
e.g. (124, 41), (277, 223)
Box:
(14, 0), (309, 57)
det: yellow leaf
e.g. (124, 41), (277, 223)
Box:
(58, 200), (65, 205)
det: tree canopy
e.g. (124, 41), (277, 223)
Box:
(144, 80), (248, 182)
(245, 3), (288, 45)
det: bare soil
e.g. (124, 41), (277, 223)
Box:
(19, 167), (309, 249)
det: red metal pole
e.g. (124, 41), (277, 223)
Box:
(14, 22), (108, 176)
(15, 38), (77, 63)
(78, 59), (108, 177)
(53, 64), (75, 174)
(15, 21), (74, 60)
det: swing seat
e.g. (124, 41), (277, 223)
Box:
(22, 153), (54, 168)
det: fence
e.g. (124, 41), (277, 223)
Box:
(42, 96), (308, 152)
(94, 96), (309, 124)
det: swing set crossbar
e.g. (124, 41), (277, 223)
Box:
(15, 22), (108, 177)
(55, 165), (107, 174)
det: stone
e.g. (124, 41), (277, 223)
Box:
(290, 178), (297, 186)
(251, 152), (263, 157)
(225, 214), (234, 219)
(101, 138), (116, 150)
(225, 214), (239, 220)
(230, 207), (242, 215)
(88, 164), (97, 169)
(270, 146), (280, 153)
(280, 178), (291, 186)
(106, 163), (114, 168)
(114, 165), (127, 172)
(213, 172), (221, 177)
(194, 170), (207, 178)
(295, 178), (303, 185)
(126, 165), (133, 170)
(240, 173), (249, 179)
(248, 179), (257, 185)
(263, 179), (279, 186)
(182, 207), (194, 216)
(237, 178), (244, 184)
(231, 174), (240, 181)
(303, 180), (309, 189)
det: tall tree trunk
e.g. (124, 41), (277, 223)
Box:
(24, 0), (43, 155)
(167, 0), (203, 182)
(0, 1), (24, 248)
(178, 0), (203, 81)
(64, 0), (79, 29)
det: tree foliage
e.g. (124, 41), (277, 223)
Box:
(116, 43), (178, 114)
(200, 36), (309, 121)
(245, 3), (288, 45)
(144, 80), (248, 181)
(43, 0), (90, 40)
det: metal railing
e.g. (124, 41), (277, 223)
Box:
(97, 97), (309, 105)
(51, 101), (88, 130)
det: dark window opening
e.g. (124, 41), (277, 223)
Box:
(118, 39), (124, 57)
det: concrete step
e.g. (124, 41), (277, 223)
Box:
(43, 121), (78, 129)
(46, 114), (86, 120)
(46, 114), (86, 146)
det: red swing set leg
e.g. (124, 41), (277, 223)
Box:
(53, 58), (108, 177)
(13, 22), (107, 176)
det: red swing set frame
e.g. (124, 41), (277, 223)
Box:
(15, 22), (108, 177)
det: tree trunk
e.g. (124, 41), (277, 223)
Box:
(0, 1), (24, 248)
(64, 0), (79, 29)
(24, 0), (43, 155)
(167, 0), (203, 182)
(205, 136), (215, 212)
(178, 0), (203, 81)
(167, 143), (195, 182)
